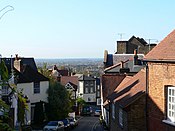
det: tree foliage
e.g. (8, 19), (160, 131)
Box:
(46, 80), (72, 120)
(0, 60), (28, 130)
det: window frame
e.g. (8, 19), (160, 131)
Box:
(34, 82), (40, 94)
(167, 86), (175, 122)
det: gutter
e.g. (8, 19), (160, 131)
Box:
(143, 59), (175, 63)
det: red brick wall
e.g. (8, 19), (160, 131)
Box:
(148, 62), (175, 131)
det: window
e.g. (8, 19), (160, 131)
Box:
(119, 108), (123, 127)
(97, 85), (100, 90)
(85, 88), (89, 94)
(167, 87), (175, 122)
(112, 103), (115, 119)
(90, 81), (93, 86)
(90, 87), (93, 93)
(34, 82), (40, 94)
(97, 91), (100, 97)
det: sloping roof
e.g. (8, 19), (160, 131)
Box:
(78, 75), (95, 81)
(104, 56), (144, 73)
(21, 65), (49, 82)
(3, 57), (37, 71)
(61, 76), (78, 86)
(144, 29), (175, 60)
(109, 69), (146, 108)
(128, 35), (148, 46)
(5, 64), (49, 83)
(102, 74), (126, 102)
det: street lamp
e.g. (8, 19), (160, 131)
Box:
(0, 5), (14, 20)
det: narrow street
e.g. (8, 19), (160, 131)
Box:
(72, 116), (105, 131)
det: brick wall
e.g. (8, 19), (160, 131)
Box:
(110, 95), (146, 131)
(148, 62), (175, 131)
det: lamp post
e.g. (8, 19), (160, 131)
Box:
(0, 5), (14, 20)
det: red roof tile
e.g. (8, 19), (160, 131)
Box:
(109, 69), (146, 108)
(60, 76), (78, 86)
(144, 29), (175, 60)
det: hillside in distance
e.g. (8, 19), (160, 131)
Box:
(35, 58), (104, 77)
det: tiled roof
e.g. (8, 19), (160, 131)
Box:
(3, 58), (37, 71)
(104, 57), (144, 73)
(109, 69), (146, 108)
(21, 65), (49, 82)
(6, 64), (49, 83)
(112, 54), (144, 65)
(144, 29), (175, 60)
(102, 74), (126, 102)
(61, 76), (78, 86)
(78, 75), (95, 81)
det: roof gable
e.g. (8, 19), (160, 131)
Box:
(144, 29), (175, 60)
(108, 69), (146, 108)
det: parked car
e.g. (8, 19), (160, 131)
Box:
(61, 118), (70, 130)
(94, 109), (101, 116)
(68, 117), (78, 128)
(81, 106), (93, 116)
(43, 121), (64, 131)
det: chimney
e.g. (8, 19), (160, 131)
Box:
(14, 54), (23, 72)
(134, 49), (138, 65)
(120, 61), (124, 68)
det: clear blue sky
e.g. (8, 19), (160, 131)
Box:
(0, 0), (175, 58)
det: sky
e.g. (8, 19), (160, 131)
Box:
(0, 0), (175, 59)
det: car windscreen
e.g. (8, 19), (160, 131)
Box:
(47, 121), (58, 126)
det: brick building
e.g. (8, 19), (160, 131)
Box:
(144, 29), (175, 131)
(116, 36), (156, 55)
(107, 69), (146, 131)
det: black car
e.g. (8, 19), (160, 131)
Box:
(81, 106), (93, 116)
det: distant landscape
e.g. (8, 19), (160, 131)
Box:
(35, 58), (104, 77)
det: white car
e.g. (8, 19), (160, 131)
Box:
(94, 110), (101, 116)
(68, 117), (78, 128)
(43, 121), (64, 131)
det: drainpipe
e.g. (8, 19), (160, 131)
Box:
(107, 99), (111, 131)
(145, 63), (149, 131)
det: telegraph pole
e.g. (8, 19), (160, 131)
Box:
(118, 33), (125, 40)
(145, 39), (158, 51)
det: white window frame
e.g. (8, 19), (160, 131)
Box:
(85, 87), (88, 94)
(119, 108), (123, 127)
(167, 87), (175, 122)
(34, 82), (40, 94)
(90, 87), (93, 93)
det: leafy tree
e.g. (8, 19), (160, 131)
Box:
(77, 97), (86, 114)
(46, 80), (72, 120)
(0, 60), (28, 130)
(38, 63), (51, 79)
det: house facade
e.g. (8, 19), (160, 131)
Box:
(78, 75), (96, 104)
(2, 55), (49, 127)
(108, 70), (146, 131)
(144, 30), (175, 131)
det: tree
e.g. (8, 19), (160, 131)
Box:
(46, 80), (72, 120)
(0, 60), (28, 130)
(77, 97), (86, 114)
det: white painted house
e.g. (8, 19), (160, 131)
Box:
(2, 55), (49, 127)
(78, 75), (96, 104)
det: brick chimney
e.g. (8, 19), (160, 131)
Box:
(14, 54), (23, 72)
